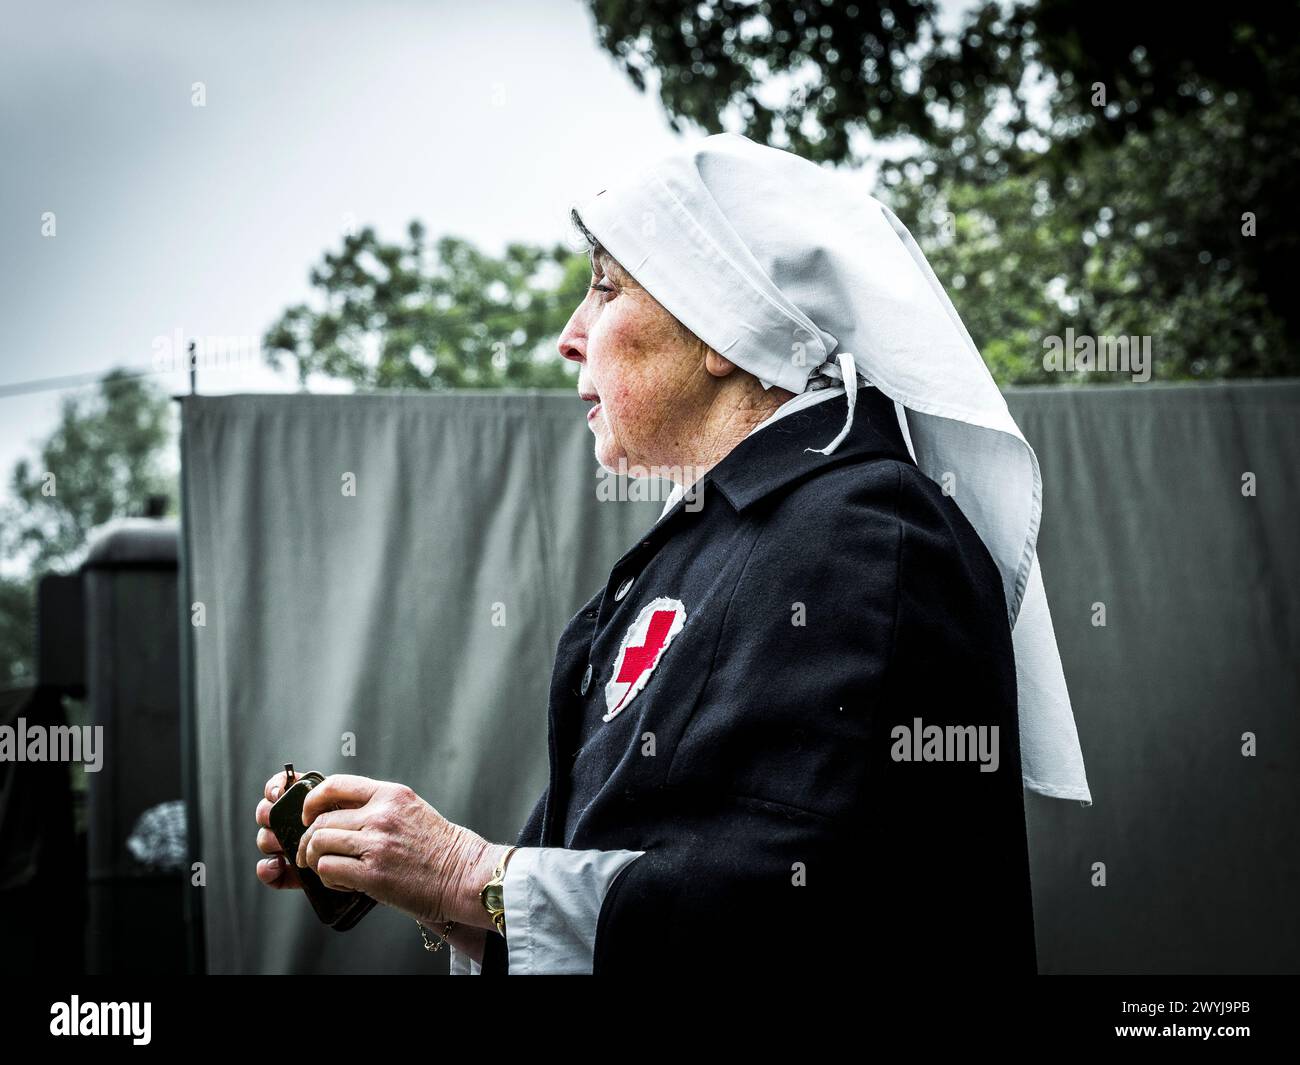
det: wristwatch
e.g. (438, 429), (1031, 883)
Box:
(479, 845), (518, 936)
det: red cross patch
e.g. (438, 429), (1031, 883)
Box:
(603, 597), (687, 722)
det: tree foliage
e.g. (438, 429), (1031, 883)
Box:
(0, 575), (35, 688)
(0, 371), (175, 685)
(263, 222), (589, 391)
(586, 0), (1299, 381)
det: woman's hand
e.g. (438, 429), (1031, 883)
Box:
(254, 769), (303, 890)
(255, 771), (509, 930)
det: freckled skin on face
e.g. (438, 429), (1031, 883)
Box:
(557, 246), (793, 481)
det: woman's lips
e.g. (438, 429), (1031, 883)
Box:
(586, 402), (602, 424)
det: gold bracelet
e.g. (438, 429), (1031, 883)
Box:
(416, 919), (456, 952)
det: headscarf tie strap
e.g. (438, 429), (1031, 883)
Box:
(804, 351), (859, 456)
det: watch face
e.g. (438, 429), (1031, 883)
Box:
(481, 883), (504, 912)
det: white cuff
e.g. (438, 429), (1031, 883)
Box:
(501, 846), (644, 975)
(447, 943), (481, 975)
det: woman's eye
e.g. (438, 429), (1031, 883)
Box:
(590, 282), (615, 295)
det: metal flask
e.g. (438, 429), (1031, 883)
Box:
(269, 765), (378, 931)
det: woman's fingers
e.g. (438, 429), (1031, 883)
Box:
(258, 774), (300, 889)
(314, 854), (366, 892)
(301, 807), (369, 834)
(300, 774), (381, 823)
(299, 826), (370, 870)
(256, 826), (284, 856)
(255, 773), (378, 895)
(294, 811), (371, 868)
(263, 771), (290, 803)
(256, 855), (303, 890)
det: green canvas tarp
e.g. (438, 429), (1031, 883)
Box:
(180, 381), (1300, 974)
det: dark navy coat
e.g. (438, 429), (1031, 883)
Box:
(481, 384), (1036, 975)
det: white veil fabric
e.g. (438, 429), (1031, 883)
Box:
(574, 132), (1091, 802)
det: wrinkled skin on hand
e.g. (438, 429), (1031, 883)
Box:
(254, 771), (507, 940)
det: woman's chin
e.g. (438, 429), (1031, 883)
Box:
(592, 434), (628, 474)
(594, 446), (624, 474)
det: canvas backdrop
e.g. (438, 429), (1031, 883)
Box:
(180, 382), (1299, 974)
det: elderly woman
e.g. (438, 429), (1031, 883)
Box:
(254, 133), (1090, 975)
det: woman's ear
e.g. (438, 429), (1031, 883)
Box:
(704, 346), (739, 379)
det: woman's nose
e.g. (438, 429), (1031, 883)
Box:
(557, 308), (586, 364)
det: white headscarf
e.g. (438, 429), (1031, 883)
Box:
(574, 132), (1091, 803)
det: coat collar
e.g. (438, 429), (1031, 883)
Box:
(703, 384), (913, 514)
(607, 385), (913, 573)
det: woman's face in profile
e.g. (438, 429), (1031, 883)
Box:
(557, 249), (712, 475)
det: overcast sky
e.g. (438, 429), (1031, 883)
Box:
(0, 0), (973, 509)
(0, 0), (691, 494)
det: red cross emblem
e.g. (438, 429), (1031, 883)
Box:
(603, 597), (687, 721)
